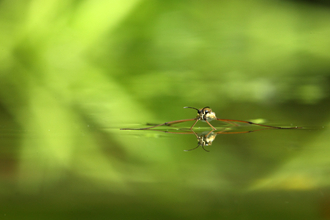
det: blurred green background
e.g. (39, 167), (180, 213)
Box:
(1, 0), (330, 219)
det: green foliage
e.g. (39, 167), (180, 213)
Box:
(0, 0), (330, 218)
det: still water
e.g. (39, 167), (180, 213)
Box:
(1, 109), (328, 219)
(94, 123), (329, 220)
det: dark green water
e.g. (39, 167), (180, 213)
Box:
(1, 114), (329, 219)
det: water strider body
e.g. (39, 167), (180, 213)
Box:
(120, 106), (301, 131)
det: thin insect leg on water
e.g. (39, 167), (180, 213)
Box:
(120, 106), (302, 131)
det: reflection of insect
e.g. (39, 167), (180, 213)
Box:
(162, 128), (274, 152)
(121, 106), (300, 131)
